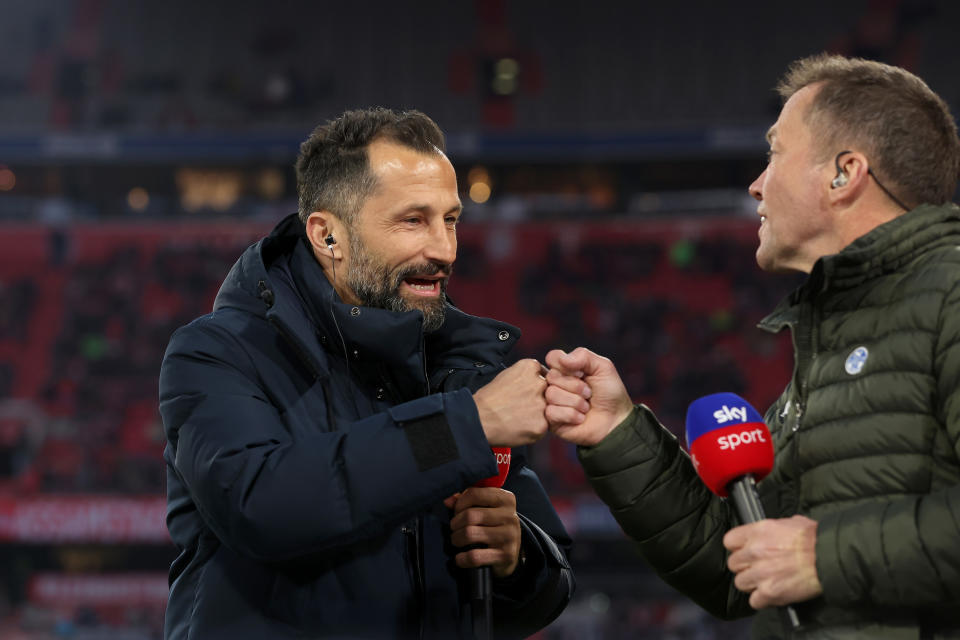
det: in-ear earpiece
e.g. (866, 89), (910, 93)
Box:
(832, 149), (851, 189)
(325, 234), (336, 246)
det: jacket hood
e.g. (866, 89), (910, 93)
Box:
(211, 212), (303, 317)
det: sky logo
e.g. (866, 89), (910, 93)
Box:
(713, 405), (747, 424)
(686, 392), (764, 445)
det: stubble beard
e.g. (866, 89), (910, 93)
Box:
(345, 234), (450, 332)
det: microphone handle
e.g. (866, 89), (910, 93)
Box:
(469, 565), (492, 640)
(729, 476), (766, 524)
(727, 476), (802, 631)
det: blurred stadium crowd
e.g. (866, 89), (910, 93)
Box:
(0, 0), (957, 637)
(0, 219), (795, 638)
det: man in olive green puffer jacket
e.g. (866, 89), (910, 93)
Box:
(540, 55), (960, 639)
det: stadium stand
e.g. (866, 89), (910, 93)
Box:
(0, 0), (953, 636)
(0, 217), (795, 637)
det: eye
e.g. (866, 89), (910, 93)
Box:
(445, 215), (459, 226)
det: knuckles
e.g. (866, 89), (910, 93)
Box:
(464, 524), (486, 541)
(462, 510), (485, 527)
(544, 349), (566, 367)
(457, 548), (486, 566)
(752, 583), (777, 608)
(515, 358), (542, 374)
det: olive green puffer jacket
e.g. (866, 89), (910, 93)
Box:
(578, 204), (960, 639)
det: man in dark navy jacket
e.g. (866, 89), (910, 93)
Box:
(159, 108), (574, 639)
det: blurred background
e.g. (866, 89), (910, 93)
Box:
(0, 0), (957, 637)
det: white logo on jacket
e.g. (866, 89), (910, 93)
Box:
(845, 346), (869, 375)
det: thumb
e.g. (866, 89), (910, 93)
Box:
(544, 349), (569, 372)
(561, 347), (607, 377)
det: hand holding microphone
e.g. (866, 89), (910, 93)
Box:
(686, 393), (817, 628)
(445, 450), (519, 577)
(445, 448), (518, 640)
(724, 515), (821, 614)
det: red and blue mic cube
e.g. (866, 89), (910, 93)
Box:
(685, 392), (775, 497)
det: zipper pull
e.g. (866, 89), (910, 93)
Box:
(792, 402), (804, 432)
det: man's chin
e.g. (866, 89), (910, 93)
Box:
(401, 295), (447, 331)
(399, 291), (445, 310)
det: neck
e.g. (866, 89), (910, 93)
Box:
(836, 198), (904, 248)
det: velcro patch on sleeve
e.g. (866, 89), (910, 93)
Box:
(403, 413), (460, 471)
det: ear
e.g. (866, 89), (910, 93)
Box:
(827, 151), (869, 205)
(305, 211), (345, 260)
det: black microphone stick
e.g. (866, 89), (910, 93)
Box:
(729, 476), (801, 630)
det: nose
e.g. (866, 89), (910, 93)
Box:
(748, 168), (766, 202)
(423, 217), (457, 266)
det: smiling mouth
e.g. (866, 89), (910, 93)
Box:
(402, 277), (442, 297)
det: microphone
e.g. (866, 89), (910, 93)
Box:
(474, 447), (511, 489)
(685, 392), (800, 631)
(468, 447), (511, 640)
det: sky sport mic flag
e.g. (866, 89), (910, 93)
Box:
(685, 392), (774, 497)
(474, 448), (511, 488)
(685, 393), (802, 631)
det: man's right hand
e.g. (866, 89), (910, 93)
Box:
(473, 359), (549, 447)
(544, 347), (633, 446)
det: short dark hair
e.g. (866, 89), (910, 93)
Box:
(295, 108), (447, 226)
(777, 53), (960, 207)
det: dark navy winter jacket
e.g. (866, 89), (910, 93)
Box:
(159, 213), (573, 639)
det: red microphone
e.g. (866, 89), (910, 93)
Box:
(685, 392), (774, 507)
(686, 393), (800, 630)
(469, 447), (510, 640)
(474, 447), (511, 488)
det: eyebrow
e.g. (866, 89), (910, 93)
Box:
(395, 203), (463, 216)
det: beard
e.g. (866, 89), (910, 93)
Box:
(345, 234), (451, 332)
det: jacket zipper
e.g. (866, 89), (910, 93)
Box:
(790, 289), (818, 515)
(416, 515), (425, 640)
(419, 319), (430, 397)
(401, 518), (426, 639)
(416, 322), (428, 639)
(277, 300), (434, 637)
(400, 319), (430, 639)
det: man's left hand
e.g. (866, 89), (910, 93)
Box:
(445, 487), (522, 578)
(723, 514), (823, 609)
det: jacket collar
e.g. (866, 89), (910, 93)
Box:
(213, 213), (520, 396)
(759, 203), (960, 333)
